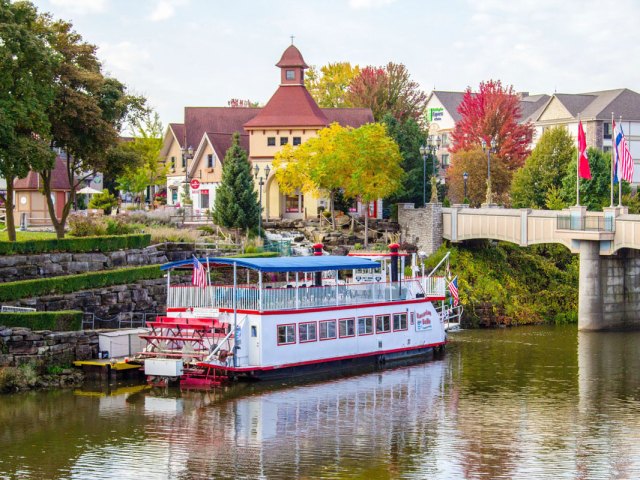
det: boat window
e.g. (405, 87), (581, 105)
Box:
(376, 315), (391, 334)
(393, 313), (408, 331)
(357, 316), (373, 335)
(251, 325), (257, 337)
(319, 320), (336, 340)
(299, 322), (317, 343)
(339, 318), (355, 338)
(277, 324), (296, 345)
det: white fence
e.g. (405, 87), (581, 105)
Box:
(168, 277), (446, 311)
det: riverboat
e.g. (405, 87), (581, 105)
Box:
(141, 244), (448, 388)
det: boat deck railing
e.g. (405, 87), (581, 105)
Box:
(168, 276), (446, 311)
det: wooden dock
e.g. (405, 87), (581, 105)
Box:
(73, 358), (143, 380)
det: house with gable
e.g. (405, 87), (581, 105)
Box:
(161, 44), (375, 219)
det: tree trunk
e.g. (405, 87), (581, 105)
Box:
(330, 190), (336, 230)
(41, 170), (67, 239)
(3, 177), (17, 241)
(364, 203), (369, 248)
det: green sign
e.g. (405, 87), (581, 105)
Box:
(429, 108), (444, 122)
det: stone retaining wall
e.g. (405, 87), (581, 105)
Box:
(0, 327), (101, 368)
(0, 248), (166, 282)
(4, 277), (170, 326)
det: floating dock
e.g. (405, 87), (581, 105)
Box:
(73, 358), (143, 380)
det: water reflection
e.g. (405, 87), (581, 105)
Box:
(2, 326), (640, 479)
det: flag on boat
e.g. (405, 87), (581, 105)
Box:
(614, 121), (634, 183)
(448, 276), (459, 307)
(578, 121), (592, 180)
(192, 257), (207, 288)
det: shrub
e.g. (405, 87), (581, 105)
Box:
(0, 364), (38, 393)
(0, 265), (164, 302)
(0, 233), (151, 255)
(68, 215), (107, 237)
(0, 311), (83, 331)
(105, 218), (141, 235)
(88, 189), (118, 214)
(147, 226), (201, 244)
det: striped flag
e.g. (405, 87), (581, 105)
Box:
(192, 257), (207, 289)
(448, 276), (459, 307)
(614, 121), (634, 183)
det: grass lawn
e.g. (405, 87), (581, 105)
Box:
(0, 230), (58, 241)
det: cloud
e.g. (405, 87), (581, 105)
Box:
(149, 0), (188, 22)
(348, 0), (397, 9)
(50, 0), (107, 14)
(98, 41), (150, 74)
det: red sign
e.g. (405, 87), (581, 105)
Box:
(190, 179), (200, 190)
(200, 189), (209, 194)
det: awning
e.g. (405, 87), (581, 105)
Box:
(161, 256), (382, 273)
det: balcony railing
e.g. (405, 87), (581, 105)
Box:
(167, 277), (446, 312)
(556, 215), (614, 232)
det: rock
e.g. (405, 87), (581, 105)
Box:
(0, 354), (14, 366)
(68, 261), (89, 273)
(0, 328), (13, 337)
(9, 342), (38, 355)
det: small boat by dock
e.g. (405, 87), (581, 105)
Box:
(140, 244), (451, 388)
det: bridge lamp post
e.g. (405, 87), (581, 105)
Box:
(420, 136), (441, 205)
(463, 171), (469, 202)
(254, 164), (270, 238)
(481, 137), (497, 205)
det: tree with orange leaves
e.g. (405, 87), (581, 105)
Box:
(450, 80), (534, 171)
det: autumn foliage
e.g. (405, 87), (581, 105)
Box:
(450, 80), (534, 171)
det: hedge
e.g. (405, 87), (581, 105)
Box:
(0, 264), (165, 302)
(0, 233), (151, 255)
(232, 252), (279, 258)
(0, 310), (83, 331)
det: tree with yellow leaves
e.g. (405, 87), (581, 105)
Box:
(273, 122), (403, 245)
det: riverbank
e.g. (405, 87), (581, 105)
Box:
(426, 240), (579, 327)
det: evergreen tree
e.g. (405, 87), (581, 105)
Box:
(213, 132), (260, 231)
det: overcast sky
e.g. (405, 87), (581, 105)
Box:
(32, 0), (640, 130)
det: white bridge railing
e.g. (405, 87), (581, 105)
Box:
(168, 277), (446, 311)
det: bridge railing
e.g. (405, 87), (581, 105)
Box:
(557, 214), (614, 232)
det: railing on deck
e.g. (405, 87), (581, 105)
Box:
(168, 276), (446, 311)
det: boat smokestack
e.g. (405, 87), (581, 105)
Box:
(313, 243), (323, 286)
(389, 243), (399, 282)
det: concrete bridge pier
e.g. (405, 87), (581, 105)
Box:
(578, 240), (603, 330)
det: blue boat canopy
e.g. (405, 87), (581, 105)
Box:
(161, 256), (382, 273)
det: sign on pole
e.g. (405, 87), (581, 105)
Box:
(190, 179), (200, 190)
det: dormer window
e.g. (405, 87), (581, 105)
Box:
(207, 154), (214, 168)
(286, 70), (295, 80)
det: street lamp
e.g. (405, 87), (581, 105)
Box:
(463, 171), (469, 202)
(419, 135), (441, 205)
(180, 145), (194, 207)
(480, 137), (497, 205)
(254, 164), (270, 238)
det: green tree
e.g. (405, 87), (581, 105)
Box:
(212, 132), (259, 232)
(511, 127), (576, 209)
(382, 114), (427, 207)
(88, 188), (117, 214)
(305, 62), (359, 108)
(0, 0), (57, 240)
(39, 18), (145, 237)
(114, 111), (165, 203)
(561, 148), (626, 211)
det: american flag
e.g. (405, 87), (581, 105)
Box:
(448, 276), (459, 307)
(192, 257), (207, 288)
(614, 121), (634, 183)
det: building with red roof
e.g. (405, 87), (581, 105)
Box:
(13, 156), (71, 225)
(162, 44), (374, 219)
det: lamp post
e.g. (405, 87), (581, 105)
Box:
(419, 135), (441, 204)
(180, 145), (194, 207)
(481, 137), (496, 205)
(254, 164), (270, 238)
(463, 171), (469, 202)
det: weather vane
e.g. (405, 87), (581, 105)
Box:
(290, 35), (295, 45)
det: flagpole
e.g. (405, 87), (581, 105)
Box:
(576, 114), (580, 206)
(618, 115), (623, 207)
(610, 112), (615, 207)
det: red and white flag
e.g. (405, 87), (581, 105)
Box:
(578, 121), (592, 179)
(614, 122), (635, 183)
(192, 257), (207, 289)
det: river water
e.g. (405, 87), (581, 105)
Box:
(2, 325), (640, 479)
